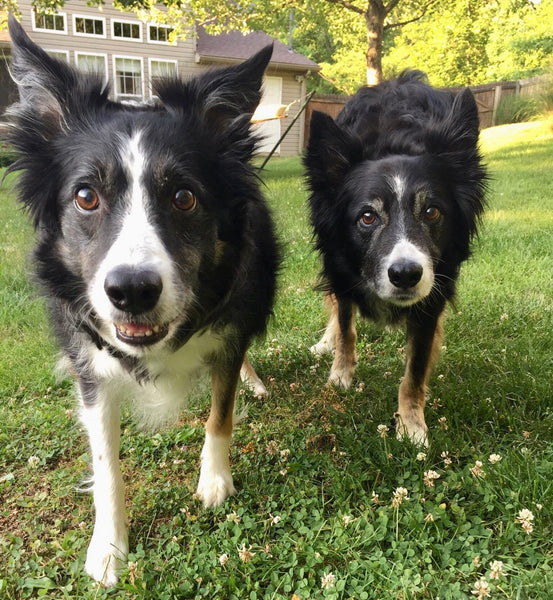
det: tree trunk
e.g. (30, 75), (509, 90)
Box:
(366, 1), (386, 86)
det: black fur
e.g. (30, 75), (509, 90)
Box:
(305, 71), (487, 323)
(5, 15), (279, 382)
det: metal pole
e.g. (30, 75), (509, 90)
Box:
(258, 90), (315, 171)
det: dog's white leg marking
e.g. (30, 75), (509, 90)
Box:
(240, 354), (268, 398)
(311, 293), (339, 356)
(328, 298), (357, 389)
(197, 432), (235, 507)
(196, 359), (239, 507)
(81, 392), (128, 587)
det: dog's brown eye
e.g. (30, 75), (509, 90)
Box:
(172, 189), (197, 212)
(361, 211), (377, 226)
(75, 188), (99, 211)
(425, 206), (441, 222)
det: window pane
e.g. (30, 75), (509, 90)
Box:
(151, 60), (176, 78)
(115, 58), (141, 96)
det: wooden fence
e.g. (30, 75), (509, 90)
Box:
(304, 75), (548, 146)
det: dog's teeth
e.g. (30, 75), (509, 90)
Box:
(145, 330), (152, 336)
(153, 325), (160, 333)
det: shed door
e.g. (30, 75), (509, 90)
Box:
(256, 76), (282, 154)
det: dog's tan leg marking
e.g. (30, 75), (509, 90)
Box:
(328, 297), (358, 389)
(310, 293), (339, 357)
(197, 358), (240, 507)
(240, 353), (268, 398)
(396, 313), (444, 446)
(82, 394), (128, 587)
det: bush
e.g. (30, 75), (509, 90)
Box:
(0, 139), (17, 168)
(494, 93), (540, 125)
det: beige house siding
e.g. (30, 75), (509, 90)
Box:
(19, 1), (201, 101)
(10, 0), (313, 155)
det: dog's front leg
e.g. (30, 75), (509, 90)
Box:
(328, 296), (358, 389)
(396, 311), (444, 446)
(80, 384), (128, 587)
(197, 355), (241, 507)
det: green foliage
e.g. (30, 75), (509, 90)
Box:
(494, 94), (540, 125)
(2, 121), (553, 598)
(0, 141), (17, 168)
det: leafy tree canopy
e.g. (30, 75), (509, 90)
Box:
(2, 0), (552, 91)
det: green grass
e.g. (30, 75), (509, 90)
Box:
(1, 122), (553, 599)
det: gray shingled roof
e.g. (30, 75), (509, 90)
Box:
(196, 27), (319, 72)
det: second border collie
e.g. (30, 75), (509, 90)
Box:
(305, 71), (487, 445)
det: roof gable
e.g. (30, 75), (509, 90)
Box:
(197, 27), (319, 72)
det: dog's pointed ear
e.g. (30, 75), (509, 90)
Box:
(426, 88), (487, 238)
(8, 14), (107, 129)
(304, 111), (362, 195)
(156, 44), (273, 128)
(426, 88), (480, 156)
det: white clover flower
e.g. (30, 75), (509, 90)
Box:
(218, 553), (229, 566)
(341, 514), (355, 526)
(377, 424), (389, 438)
(321, 571), (336, 590)
(489, 560), (505, 580)
(516, 508), (535, 534)
(392, 487), (409, 507)
(470, 460), (484, 478)
(280, 448), (291, 461)
(416, 452), (427, 461)
(270, 514), (281, 526)
(424, 512), (434, 523)
(472, 577), (491, 599)
(27, 456), (40, 468)
(423, 470), (440, 487)
(226, 511), (241, 524)
(237, 543), (255, 563)
(488, 453), (502, 464)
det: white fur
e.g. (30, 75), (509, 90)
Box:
(81, 394), (128, 587)
(377, 239), (434, 305)
(79, 326), (228, 586)
(88, 133), (194, 355)
(196, 432), (235, 507)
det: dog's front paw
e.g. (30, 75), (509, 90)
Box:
(85, 532), (128, 587)
(395, 411), (428, 447)
(196, 468), (236, 508)
(243, 377), (268, 399)
(328, 365), (354, 389)
(310, 338), (334, 357)
(197, 433), (235, 508)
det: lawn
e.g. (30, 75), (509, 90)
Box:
(1, 120), (552, 599)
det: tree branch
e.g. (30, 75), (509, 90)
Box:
(383, 0), (438, 30)
(325, 0), (365, 17)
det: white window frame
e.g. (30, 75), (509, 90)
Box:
(45, 49), (70, 62)
(147, 23), (174, 45)
(73, 14), (107, 38)
(76, 52), (109, 83)
(31, 9), (67, 35)
(113, 55), (144, 100)
(111, 19), (143, 43)
(148, 58), (178, 98)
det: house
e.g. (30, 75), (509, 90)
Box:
(0, 2), (320, 155)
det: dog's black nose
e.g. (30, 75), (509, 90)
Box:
(104, 267), (163, 314)
(388, 260), (423, 289)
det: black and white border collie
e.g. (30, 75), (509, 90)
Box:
(305, 71), (487, 445)
(6, 16), (279, 586)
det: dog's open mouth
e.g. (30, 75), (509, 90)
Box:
(114, 322), (169, 346)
